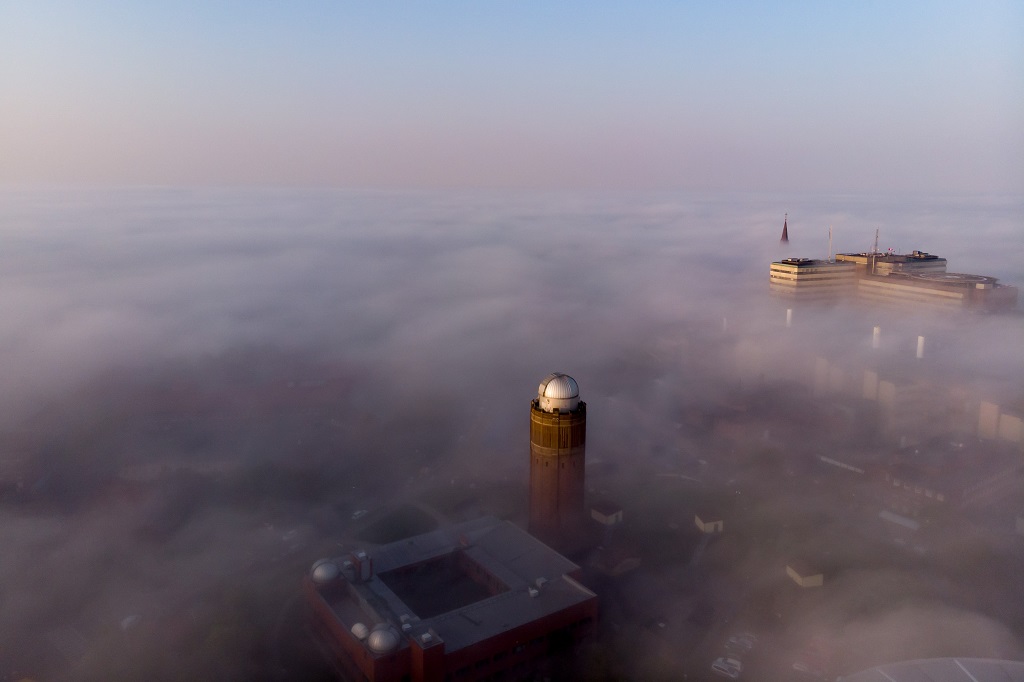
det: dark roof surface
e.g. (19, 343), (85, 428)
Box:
(840, 658), (1024, 682)
(321, 516), (596, 653)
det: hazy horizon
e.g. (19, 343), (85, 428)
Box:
(2, 2), (1022, 193)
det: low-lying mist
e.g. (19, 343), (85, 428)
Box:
(0, 188), (1021, 680)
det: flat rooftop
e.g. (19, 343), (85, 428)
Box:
(315, 516), (596, 653)
(841, 658), (1024, 682)
(772, 257), (854, 268)
(837, 250), (946, 262)
(869, 271), (1002, 289)
(377, 554), (503, 619)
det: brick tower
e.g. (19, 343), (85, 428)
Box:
(529, 373), (586, 548)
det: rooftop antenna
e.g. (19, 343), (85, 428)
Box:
(828, 225), (833, 262)
(780, 213), (789, 244)
(864, 227), (882, 275)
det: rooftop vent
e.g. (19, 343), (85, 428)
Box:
(310, 559), (340, 585)
(367, 624), (401, 654)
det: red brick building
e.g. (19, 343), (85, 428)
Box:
(306, 517), (597, 682)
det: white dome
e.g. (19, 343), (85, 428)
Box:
(540, 373), (579, 399)
(311, 559), (340, 584)
(351, 622), (370, 640)
(366, 624), (401, 654)
(537, 373), (580, 413)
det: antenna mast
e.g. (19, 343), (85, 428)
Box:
(867, 227), (882, 275)
(828, 225), (833, 262)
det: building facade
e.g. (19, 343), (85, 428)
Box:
(768, 258), (858, 301)
(856, 272), (1018, 310)
(769, 250), (1018, 311)
(529, 373), (587, 548)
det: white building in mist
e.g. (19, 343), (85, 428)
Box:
(769, 249), (1018, 311)
(769, 258), (857, 301)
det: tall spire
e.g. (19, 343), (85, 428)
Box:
(780, 213), (789, 243)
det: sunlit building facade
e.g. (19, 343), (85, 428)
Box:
(856, 272), (1018, 310)
(769, 250), (1018, 311)
(769, 258), (857, 301)
(529, 373), (587, 549)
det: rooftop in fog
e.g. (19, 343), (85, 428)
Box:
(840, 658), (1024, 682)
(307, 516), (595, 653)
(771, 246), (1018, 311)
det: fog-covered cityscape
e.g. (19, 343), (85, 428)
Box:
(0, 189), (1022, 681)
(3, 3), (1023, 681)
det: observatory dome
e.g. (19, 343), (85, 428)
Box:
(310, 559), (340, 584)
(366, 624), (401, 654)
(537, 373), (580, 413)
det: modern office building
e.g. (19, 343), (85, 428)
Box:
(529, 373), (587, 548)
(768, 258), (858, 301)
(834, 250), (948, 276)
(856, 271), (1018, 310)
(769, 249), (1018, 311)
(305, 516), (598, 682)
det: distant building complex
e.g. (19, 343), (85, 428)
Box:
(875, 440), (1023, 516)
(305, 517), (597, 682)
(770, 245), (1018, 311)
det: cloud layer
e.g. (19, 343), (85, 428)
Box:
(0, 188), (1021, 680)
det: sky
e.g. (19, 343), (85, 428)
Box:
(2, 1), (1023, 193)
